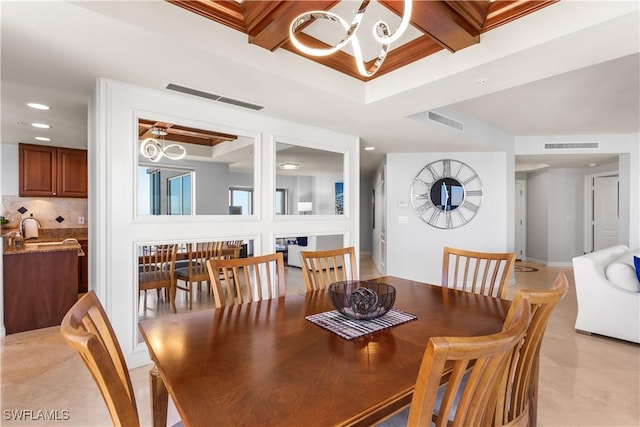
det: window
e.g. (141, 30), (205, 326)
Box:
(275, 188), (287, 215)
(229, 187), (253, 215)
(168, 173), (192, 215)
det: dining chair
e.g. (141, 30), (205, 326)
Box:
(206, 252), (286, 308)
(493, 272), (568, 427)
(299, 246), (357, 291)
(175, 241), (224, 309)
(139, 244), (177, 314)
(61, 290), (140, 426)
(441, 246), (516, 299)
(380, 295), (531, 427)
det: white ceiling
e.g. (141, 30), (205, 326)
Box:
(1, 1), (638, 177)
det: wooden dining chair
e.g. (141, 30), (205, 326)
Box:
(139, 244), (177, 313)
(441, 246), (516, 299)
(493, 272), (568, 427)
(206, 252), (286, 308)
(175, 241), (224, 309)
(299, 246), (357, 291)
(380, 296), (531, 427)
(61, 290), (140, 427)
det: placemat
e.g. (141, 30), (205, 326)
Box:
(306, 309), (417, 340)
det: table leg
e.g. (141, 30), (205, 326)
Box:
(149, 364), (168, 427)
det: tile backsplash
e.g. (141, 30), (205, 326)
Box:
(2, 196), (88, 230)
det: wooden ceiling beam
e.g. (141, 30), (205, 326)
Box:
(167, 0), (247, 32)
(381, 0), (490, 52)
(243, 1), (340, 51)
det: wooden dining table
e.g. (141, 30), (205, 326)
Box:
(138, 276), (510, 427)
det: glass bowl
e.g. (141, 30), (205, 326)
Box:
(328, 280), (396, 320)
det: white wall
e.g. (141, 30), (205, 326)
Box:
(384, 152), (508, 284)
(91, 79), (359, 368)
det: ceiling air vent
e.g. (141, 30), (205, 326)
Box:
(427, 111), (464, 131)
(544, 142), (600, 150)
(166, 83), (264, 111)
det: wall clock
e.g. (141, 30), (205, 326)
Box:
(410, 159), (483, 229)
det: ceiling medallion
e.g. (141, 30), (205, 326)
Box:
(140, 127), (187, 162)
(289, 0), (412, 77)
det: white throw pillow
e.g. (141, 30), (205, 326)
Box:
(605, 252), (640, 292)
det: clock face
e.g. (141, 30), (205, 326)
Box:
(410, 159), (483, 229)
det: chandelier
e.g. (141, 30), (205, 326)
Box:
(289, 0), (412, 77)
(139, 127), (187, 162)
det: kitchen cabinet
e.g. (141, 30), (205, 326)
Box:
(78, 239), (89, 293)
(3, 249), (78, 334)
(19, 143), (88, 198)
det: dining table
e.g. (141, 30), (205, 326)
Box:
(138, 275), (510, 427)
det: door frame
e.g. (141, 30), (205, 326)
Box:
(514, 179), (527, 261)
(583, 171), (619, 254)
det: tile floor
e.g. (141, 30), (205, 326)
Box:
(1, 259), (639, 426)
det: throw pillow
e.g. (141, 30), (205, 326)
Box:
(634, 256), (640, 283)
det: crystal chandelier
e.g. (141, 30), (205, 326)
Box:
(289, 0), (412, 77)
(139, 127), (187, 162)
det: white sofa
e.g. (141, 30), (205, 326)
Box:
(572, 245), (640, 343)
(287, 235), (344, 268)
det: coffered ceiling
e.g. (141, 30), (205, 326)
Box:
(1, 1), (638, 176)
(168, 0), (558, 80)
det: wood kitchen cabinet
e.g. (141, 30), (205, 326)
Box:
(78, 239), (89, 293)
(19, 143), (87, 197)
(3, 250), (78, 334)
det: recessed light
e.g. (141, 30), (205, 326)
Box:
(279, 162), (300, 170)
(35, 137), (51, 142)
(31, 123), (51, 129)
(364, 146), (375, 151)
(27, 102), (50, 110)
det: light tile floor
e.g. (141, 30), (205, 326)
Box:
(1, 259), (639, 426)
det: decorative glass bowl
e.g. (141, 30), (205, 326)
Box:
(328, 280), (396, 320)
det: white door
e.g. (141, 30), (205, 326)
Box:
(514, 180), (526, 260)
(593, 175), (619, 251)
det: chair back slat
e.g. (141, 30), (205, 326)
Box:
(61, 291), (140, 427)
(207, 252), (286, 308)
(300, 246), (357, 292)
(442, 246), (516, 299)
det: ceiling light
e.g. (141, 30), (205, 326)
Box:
(35, 137), (51, 142)
(364, 146), (375, 151)
(31, 123), (50, 129)
(279, 162), (300, 170)
(289, 0), (412, 77)
(140, 127), (187, 162)
(27, 102), (50, 110)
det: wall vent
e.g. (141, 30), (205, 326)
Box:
(427, 111), (464, 131)
(544, 142), (600, 150)
(166, 83), (265, 111)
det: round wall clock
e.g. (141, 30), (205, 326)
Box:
(410, 159), (483, 229)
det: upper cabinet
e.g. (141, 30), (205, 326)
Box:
(19, 143), (88, 198)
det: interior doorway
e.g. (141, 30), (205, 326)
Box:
(584, 173), (619, 253)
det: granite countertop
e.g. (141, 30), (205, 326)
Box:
(3, 228), (87, 256)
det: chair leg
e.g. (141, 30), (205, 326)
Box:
(189, 282), (193, 310)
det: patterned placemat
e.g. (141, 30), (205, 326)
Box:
(306, 309), (417, 340)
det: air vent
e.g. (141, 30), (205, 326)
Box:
(544, 142), (600, 150)
(166, 83), (264, 111)
(427, 111), (464, 131)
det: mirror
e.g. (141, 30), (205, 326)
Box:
(136, 118), (255, 216)
(137, 238), (254, 340)
(275, 143), (344, 215)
